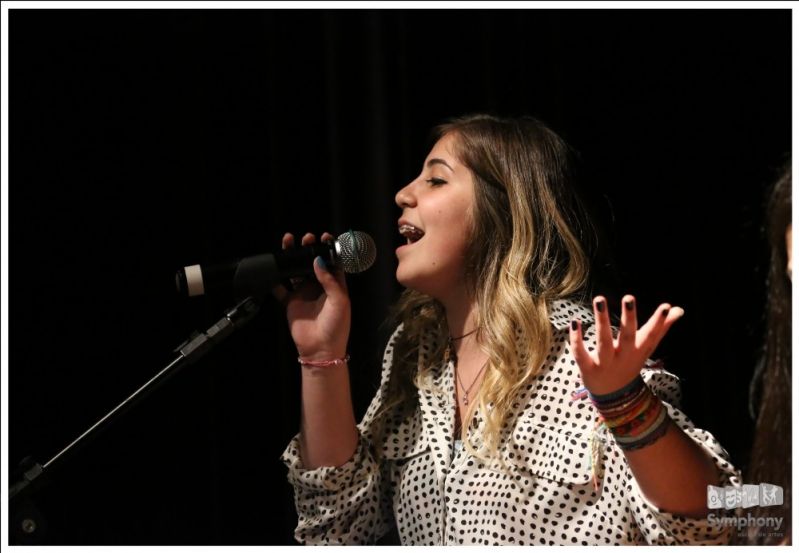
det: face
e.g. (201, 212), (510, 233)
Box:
(394, 132), (476, 300)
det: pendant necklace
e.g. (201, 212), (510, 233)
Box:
(444, 327), (485, 405)
(456, 360), (488, 406)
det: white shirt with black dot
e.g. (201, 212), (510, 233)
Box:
(281, 299), (741, 545)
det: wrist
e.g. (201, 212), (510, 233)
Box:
(587, 374), (645, 403)
(589, 375), (669, 451)
(296, 347), (347, 361)
(298, 352), (350, 368)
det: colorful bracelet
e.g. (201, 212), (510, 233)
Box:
(588, 375), (670, 451)
(297, 354), (351, 368)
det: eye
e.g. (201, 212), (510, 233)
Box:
(426, 178), (447, 186)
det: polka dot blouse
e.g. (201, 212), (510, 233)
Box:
(281, 299), (741, 545)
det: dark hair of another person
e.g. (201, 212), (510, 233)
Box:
(742, 162), (791, 545)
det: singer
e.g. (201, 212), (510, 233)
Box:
(275, 114), (740, 545)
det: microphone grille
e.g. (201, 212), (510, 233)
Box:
(336, 230), (377, 273)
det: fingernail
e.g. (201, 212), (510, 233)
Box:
(661, 307), (670, 317)
(673, 307), (685, 318)
(596, 300), (605, 313)
(315, 256), (327, 270)
(625, 299), (635, 311)
(571, 320), (578, 331)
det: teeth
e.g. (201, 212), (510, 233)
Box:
(399, 224), (425, 242)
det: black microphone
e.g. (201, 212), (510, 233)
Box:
(175, 230), (376, 300)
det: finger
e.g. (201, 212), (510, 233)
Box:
(320, 231), (348, 290)
(569, 319), (596, 373)
(593, 296), (614, 363)
(656, 305), (685, 341)
(319, 231), (338, 271)
(274, 233), (295, 306)
(301, 232), (316, 247)
(618, 294), (637, 346)
(638, 303), (684, 355)
(666, 306), (685, 324)
(331, 263), (349, 292)
(272, 282), (290, 307)
(638, 303), (671, 339)
(312, 255), (349, 303)
(293, 233), (318, 291)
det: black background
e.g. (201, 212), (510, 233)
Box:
(9, 8), (791, 545)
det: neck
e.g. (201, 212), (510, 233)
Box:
(440, 287), (482, 361)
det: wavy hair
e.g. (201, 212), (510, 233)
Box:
(375, 114), (594, 458)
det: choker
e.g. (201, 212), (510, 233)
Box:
(445, 327), (480, 364)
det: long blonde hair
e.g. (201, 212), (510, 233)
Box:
(377, 114), (593, 458)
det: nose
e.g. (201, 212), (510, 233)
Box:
(395, 180), (417, 209)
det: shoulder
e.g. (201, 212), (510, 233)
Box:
(546, 297), (595, 331)
(380, 321), (447, 381)
(380, 323), (404, 370)
(505, 298), (597, 437)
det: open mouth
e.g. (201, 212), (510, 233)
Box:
(399, 224), (425, 245)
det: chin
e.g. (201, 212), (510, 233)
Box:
(395, 268), (417, 291)
(396, 274), (439, 299)
(399, 264), (462, 298)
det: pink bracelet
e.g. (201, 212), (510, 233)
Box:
(297, 354), (351, 367)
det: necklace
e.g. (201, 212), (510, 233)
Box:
(456, 361), (488, 406)
(450, 327), (479, 341)
(444, 327), (480, 365)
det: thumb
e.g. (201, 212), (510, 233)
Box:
(312, 256), (349, 300)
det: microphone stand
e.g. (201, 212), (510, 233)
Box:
(9, 296), (261, 544)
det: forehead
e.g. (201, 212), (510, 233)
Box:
(425, 133), (462, 166)
(427, 133), (457, 161)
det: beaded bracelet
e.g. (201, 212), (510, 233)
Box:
(588, 375), (670, 451)
(298, 354), (351, 368)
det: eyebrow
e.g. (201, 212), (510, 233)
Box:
(426, 158), (454, 172)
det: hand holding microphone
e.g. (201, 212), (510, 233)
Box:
(275, 232), (353, 362)
(175, 230), (375, 300)
(175, 229), (376, 362)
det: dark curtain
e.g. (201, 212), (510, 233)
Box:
(9, 9), (790, 544)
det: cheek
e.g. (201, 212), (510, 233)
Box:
(439, 208), (474, 251)
(425, 224), (471, 272)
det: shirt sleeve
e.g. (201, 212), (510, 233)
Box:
(621, 366), (742, 545)
(279, 325), (403, 545)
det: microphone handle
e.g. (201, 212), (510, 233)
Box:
(234, 241), (336, 299)
(271, 239), (337, 278)
(176, 240), (337, 300)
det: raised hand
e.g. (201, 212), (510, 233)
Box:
(569, 295), (684, 395)
(271, 231), (351, 361)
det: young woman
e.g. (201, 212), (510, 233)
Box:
(275, 114), (740, 545)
